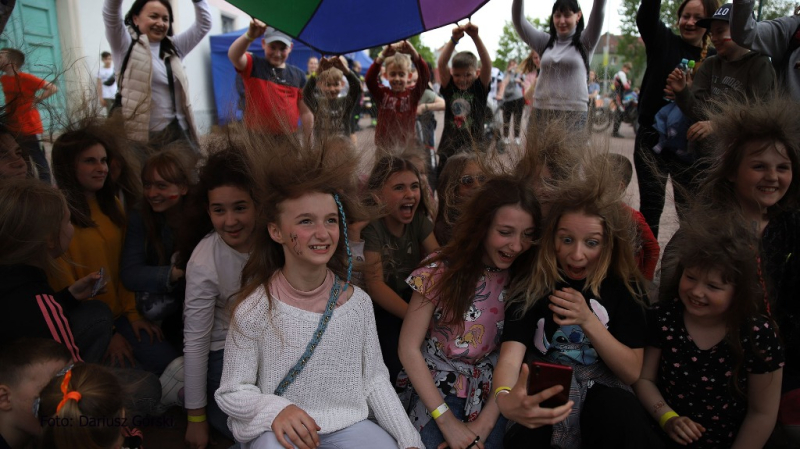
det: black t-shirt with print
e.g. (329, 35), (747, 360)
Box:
(438, 79), (488, 157)
(503, 276), (647, 366)
(648, 298), (785, 448)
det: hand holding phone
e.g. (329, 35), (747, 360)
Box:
(526, 361), (573, 408)
(90, 267), (106, 298)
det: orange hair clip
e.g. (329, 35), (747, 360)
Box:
(56, 369), (81, 413)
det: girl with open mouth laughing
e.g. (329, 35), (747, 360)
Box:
(398, 176), (540, 449)
(363, 155), (439, 386)
(495, 162), (657, 448)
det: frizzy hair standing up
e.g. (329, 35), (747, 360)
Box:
(232, 130), (366, 315)
(38, 363), (125, 449)
(698, 96), (800, 218)
(426, 176), (541, 326)
(659, 209), (769, 394)
(366, 154), (433, 217)
(511, 156), (645, 314)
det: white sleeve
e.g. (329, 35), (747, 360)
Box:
(171, 0), (212, 58)
(183, 247), (220, 409)
(103, 0), (133, 69)
(214, 297), (293, 443)
(361, 295), (423, 449)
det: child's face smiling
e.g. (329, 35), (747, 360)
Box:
(679, 266), (734, 321)
(321, 78), (343, 99)
(554, 212), (604, 280)
(450, 67), (477, 91)
(732, 140), (792, 213)
(482, 204), (535, 270)
(386, 63), (410, 92)
(143, 169), (187, 213)
(270, 192), (340, 270)
(207, 185), (256, 253)
(379, 170), (421, 233)
(263, 41), (291, 68)
(75, 144), (109, 194)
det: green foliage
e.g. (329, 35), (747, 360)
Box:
(758, 0), (795, 20)
(494, 16), (548, 71)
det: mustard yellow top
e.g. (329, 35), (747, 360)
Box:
(49, 197), (141, 323)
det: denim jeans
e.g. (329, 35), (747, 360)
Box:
(419, 395), (507, 449)
(18, 135), (50, 183)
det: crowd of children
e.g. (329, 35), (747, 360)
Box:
(2, 0), (800, 448)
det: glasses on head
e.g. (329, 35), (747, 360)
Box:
(460, 174), (486, 186)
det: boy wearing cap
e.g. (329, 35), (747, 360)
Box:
(228, 19), (313, 140)
(666, 4), (775, 142)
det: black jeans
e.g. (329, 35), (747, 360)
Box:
(633, 125), (697, 238)
(503, 97), (525, 138)
(19, 135), (50, 182)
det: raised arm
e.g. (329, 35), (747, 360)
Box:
(512, 0), (551, 52)
(103, 0), (133, 66)
(171, 0), (212, 57)
(637, 0), (667, 44)
(229, 19), (266, 72)
(731, 0), (797, 60)
(582, 0), (607, 52)
(463, 23), (493, 87)
(438, 26), (463, 89)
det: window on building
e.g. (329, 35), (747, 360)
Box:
(222, 15), (235, 34)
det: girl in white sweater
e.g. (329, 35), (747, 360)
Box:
(215, 135), (422, 449)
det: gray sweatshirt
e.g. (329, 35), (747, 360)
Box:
(512, 0), (606, 111)
(731, 0), (800, 100)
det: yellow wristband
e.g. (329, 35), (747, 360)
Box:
(494, 386), (512, 399)
(430, 403), (449, 420)
(658, 411), (679, 430)
(187, 414), (207, 423)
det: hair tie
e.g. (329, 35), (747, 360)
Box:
(333, 193), (353, 286)
(56, 369), (82, 413)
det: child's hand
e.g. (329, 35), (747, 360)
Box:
(331, 55), (349, 74)
(549, 287), (594, 327)
(68, 271), (104, 300)
(464, 22), (479, 38)
(317, 57), (333, 74)
(452, 25), (466, 42)
(395, 40), (418, 59)
(665, 68), (687, 94)
(687, 120), (713, 141)
(248, 19), (267, 39)
(381, 44), (397, 59)
(104, 333), (136, 368)
(272, 405), (321, 449)
(664, 415), (706, 445)
(495, 364), (573, 428)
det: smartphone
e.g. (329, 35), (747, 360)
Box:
(90, 267), (106, 298)
(526, 361), (573, 408)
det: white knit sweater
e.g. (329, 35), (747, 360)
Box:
(214, 284), (423, 448)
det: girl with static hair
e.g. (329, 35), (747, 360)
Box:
(182, 146), (257, 447)
(495, 166), (659, 448)
(635, 212), (783, 448)
(398, 176), (540, 449)
(362, 155), (439, 386)
(215, 136), (422, 448)
(433, 152), (484, 246)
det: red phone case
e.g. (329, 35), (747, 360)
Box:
(526, 361), (573, 408)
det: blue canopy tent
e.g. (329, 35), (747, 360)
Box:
(209, 28), (373, 124)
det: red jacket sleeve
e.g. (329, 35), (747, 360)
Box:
(632, 208), (660, 280)
(365, 61), (384, 104)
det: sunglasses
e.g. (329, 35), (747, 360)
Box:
(460, 174), (486, 186)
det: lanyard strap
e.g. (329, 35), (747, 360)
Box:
(165, 56), (177, 114)
(274, 275), (344, 396)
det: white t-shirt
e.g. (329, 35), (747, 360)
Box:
(488, 66), (504, 99)
(97, 65), (117, 99)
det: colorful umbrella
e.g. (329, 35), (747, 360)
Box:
(225, 0), (490, 54)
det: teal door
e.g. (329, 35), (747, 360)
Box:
(0, 0), (66, 133)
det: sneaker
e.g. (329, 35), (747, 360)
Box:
(159, 356), (184, 408)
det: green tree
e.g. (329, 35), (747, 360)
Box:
(494, 17), (548, 71)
